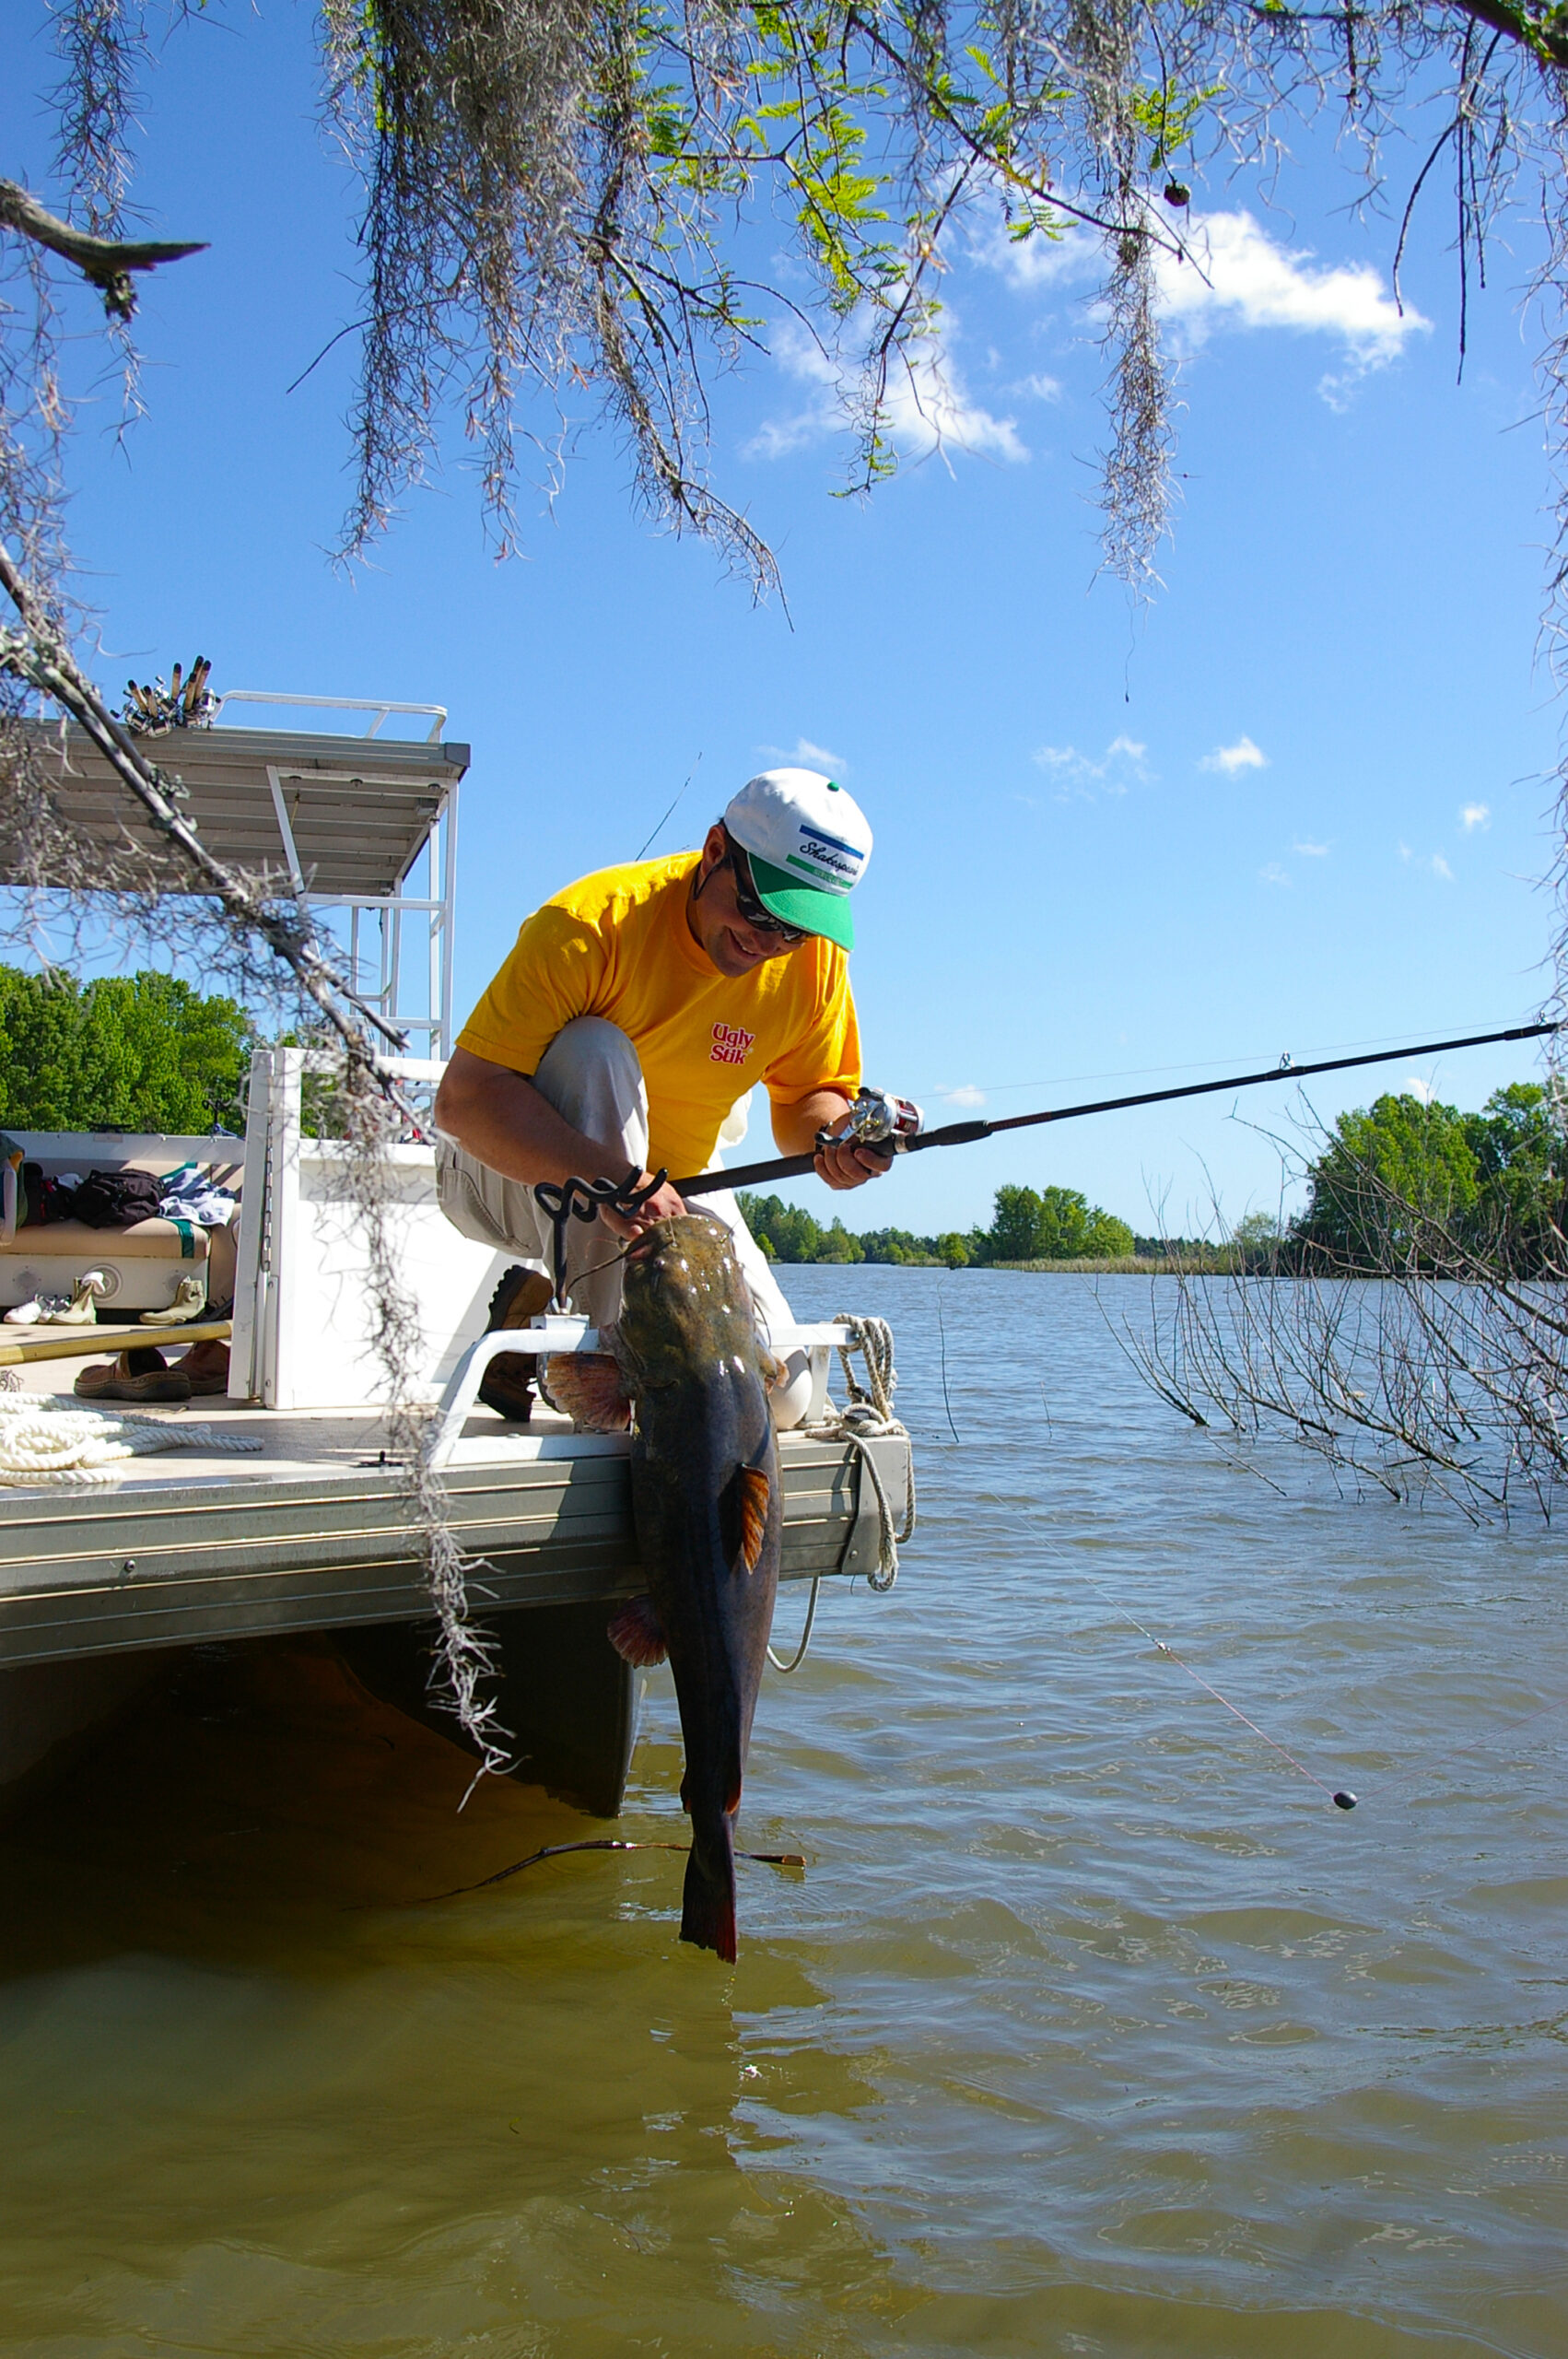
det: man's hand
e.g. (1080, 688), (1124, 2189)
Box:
(814, 1136), (894, 1191)
(774, 1086), (896, 1192)
(598, 1173), (686, 1239)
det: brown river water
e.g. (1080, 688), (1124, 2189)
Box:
(1, 1271), (1564, 2358)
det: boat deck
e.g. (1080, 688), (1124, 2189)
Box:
(0, 1380), (908, 1670)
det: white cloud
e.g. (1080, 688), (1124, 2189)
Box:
(1201, 734), (1269, 776)
(1007, 370), (1063, 402)
(1033, 734), (1153, 800)
(989, 206), (1426, 403)
(942, 1084), (988, 1109)
(1399, 841), (1454, 879)
(757, 736), (849, 775)
(1404, 1074), (1435, 1103)
(1292, 839), (1329, 857)
(749, 317), (1027, 468)
(1259, 862), (1291, 886)
(1155, 212), (1426, 367)
(1461, 803), (1491, 831)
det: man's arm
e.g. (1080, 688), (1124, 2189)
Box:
(434, 1047), (685, 1234)
(774, 1087), (893, 1192)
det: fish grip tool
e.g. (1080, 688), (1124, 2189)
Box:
(532, 1169), (668, 1309)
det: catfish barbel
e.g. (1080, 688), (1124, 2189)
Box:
(599, 1212), (782, 1965)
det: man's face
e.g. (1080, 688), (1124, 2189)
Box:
(686, 825), (810, 978)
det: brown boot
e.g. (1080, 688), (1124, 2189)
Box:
(477, 1264), (554, 1422)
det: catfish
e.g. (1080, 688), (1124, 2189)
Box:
(603, 1212), (782, 1964)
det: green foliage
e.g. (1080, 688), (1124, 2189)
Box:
(1130, 76), (1223, 173)
(1294, 1085), (1566, 1270)
(978, 1181), (1135, 1262)
(988, 1184), (1047, 1262)
(738, 1192), (830, 1262)
(0, 965), (254, 1134)
(1230, 1209), (1282, 1269)
(814, 1217), (865, 1263)
(738, 1179), (1138, 1264)
(739, 1191), (967, 1264)
(1298, 1092), (1481, 1261)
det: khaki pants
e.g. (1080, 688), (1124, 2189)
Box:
(436, 1018), (810, 1420)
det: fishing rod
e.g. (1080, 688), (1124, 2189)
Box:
(673, 1019), (1561, 1198)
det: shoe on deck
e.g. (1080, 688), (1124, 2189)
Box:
(174, 1339), (230, 1396)
(43, 1273), (107, 1326)
(74, 1348), (193, 1403)
(4, 1297), (63, 1325)
(142, 1277), (208, 1326)
(477, 1264), (554, 1424)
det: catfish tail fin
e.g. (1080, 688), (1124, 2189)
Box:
(680, 1819), (737, 1964)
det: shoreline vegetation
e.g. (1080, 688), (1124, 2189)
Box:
(741, 1082), (1567, 1278)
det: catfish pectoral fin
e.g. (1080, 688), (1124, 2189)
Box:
(607, 1594), (668, 1666)
(545, 1350), (631, 1432)
(722, 1461), (772, 1574)
(681, 1823), (738, 1963)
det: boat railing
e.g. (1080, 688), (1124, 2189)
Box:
(215, 690), (450, 742)
(426, 1316), (851, 1471)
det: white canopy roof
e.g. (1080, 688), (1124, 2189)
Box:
(9, 720), (470, 898)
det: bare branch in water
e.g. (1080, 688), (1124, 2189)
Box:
(1118, 1108), (1568, 1523)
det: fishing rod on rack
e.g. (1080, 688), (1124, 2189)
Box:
(670, 1019), (1562, 1198)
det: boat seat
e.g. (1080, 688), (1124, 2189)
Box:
(0, 1137), (241, 1314)
(0, 1216), (214, 1261)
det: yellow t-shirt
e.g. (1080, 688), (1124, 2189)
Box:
(456, 852), (861, 1177)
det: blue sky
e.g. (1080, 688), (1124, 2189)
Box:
(3, 1), (1561, 1236)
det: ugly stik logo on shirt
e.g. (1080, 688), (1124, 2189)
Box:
(786, 820), (864, 894)
(710, 1022), (755, 1067)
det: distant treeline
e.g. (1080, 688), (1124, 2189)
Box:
(738, 1182), (1135, 1267)
(740, 1083), (1567, 1274)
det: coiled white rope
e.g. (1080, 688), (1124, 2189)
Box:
(769, 1313), (916, 1672)
(0, 1392), (263, 1486)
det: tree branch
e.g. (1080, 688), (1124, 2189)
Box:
(0, 543), (404, 1062)
(0, 177), (206, 320)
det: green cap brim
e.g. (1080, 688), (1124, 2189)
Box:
(747, 851), (855, 950)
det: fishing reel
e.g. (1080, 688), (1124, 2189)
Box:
(815, 1086), (924, 1158)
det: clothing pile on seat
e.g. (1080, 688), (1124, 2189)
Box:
(0, 1139), (241, 1320)
(156, 1162), (240, 1226)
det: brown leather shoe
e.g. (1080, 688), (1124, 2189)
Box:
(175, 1339), (231, 1396)
(478, 1265), (554, 1423)
(75, 1348), (192, 1403)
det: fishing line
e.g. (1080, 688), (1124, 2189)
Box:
(935, 1286), (963, 1446)
(635, 752), (704, 862)
(1081, 1575), (1359, 1810)
(415, 1837), (806, 1904)
(1006, 1510), (1357, 1809)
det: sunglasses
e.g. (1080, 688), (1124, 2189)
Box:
(721, 838), (808, 945)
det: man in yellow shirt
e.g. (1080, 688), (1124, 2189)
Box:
(434, 769), (889, 1416)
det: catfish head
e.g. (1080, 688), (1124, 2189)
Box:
(614, 1213), (769, 1393)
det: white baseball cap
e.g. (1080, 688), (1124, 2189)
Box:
(721, 769), (873, 950)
